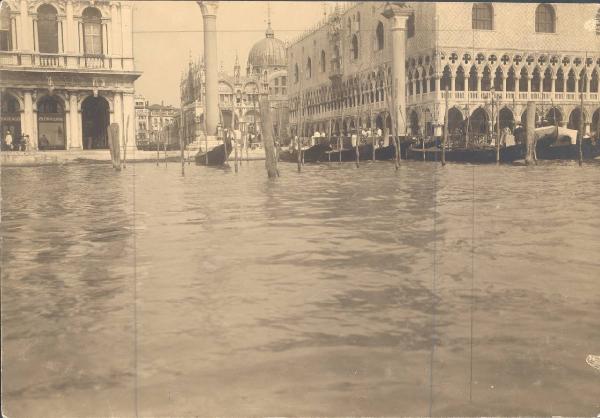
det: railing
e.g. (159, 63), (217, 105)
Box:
(410, 89), (598, 103)
(37, 54), (66, 67)
(0, 51), (133, 71)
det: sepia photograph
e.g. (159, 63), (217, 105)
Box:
(1, 0), (599, 416)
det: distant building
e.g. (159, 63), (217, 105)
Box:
(0, 0), (141, 150)
(180, 20), (289, 145)
(287, 2), (600, 142)
(135, 95), (179, 146)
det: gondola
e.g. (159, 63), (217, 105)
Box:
(279, 143), (332, 163)
(195, 137), (233, 166)
(534, 126), (600, 160)
(323, 144), (374, 162)
(406, 144), (524, 163)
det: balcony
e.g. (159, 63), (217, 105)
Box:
(0, 51), (135, 72)
(410, 90), (598, 105)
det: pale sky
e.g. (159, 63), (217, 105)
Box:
(133, 1), (328, 106)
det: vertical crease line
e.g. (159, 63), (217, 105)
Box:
(429, 154), (438, 416)
(470, 165), (475, 402)
(133, 147), (138, 417)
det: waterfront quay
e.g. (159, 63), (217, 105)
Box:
(2, 160), (600, 417)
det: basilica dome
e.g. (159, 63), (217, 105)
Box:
(247, 24), (287, 70)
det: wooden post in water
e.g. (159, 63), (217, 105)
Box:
(179, 115), (185, 176)
(296, 135), (302, 172)
(156, 132), (160, 166)
(442, 88), (448, 166)
(578, 89), (584, 166)
(372, 129), (376, 162)
(123, 116), (129, 169)
(496, 95), (501, 164)
(234, 131), (239, 173)
(164, 128), (168, 166)
(258, 97), (278, 178)
(354, 130), (360, 168)
(525, 101), (536, 165)
(107, 123), (121, 170)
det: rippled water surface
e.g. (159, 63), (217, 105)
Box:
(2, 160), (599, 417)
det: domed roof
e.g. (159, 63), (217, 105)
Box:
(247, 24), (286, 69)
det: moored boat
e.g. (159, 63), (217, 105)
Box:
(195, 137), (233, 166)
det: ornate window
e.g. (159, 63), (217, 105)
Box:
(320, 50), (326, 72)
(535, 4), (555, 33)
(38, 4), (59, 53)
(306, 57), (312, 78)
(351, 34), (358, 60)
(472, 4), (493, 30)
(83, 7), (103, 55)
(0, 3), (11, 51)
(375, 21), (384, 50)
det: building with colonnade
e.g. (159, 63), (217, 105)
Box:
(0, 0), (140, 151)
(287, 2), (600, 144)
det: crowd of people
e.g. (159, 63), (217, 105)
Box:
(2, 130), (31, 151)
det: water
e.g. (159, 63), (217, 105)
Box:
(2, 160), (599, 417)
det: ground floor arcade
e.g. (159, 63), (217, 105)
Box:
(1, 70), (139, 152)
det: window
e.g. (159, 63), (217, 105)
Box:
(306, 57), (312, 78)
(38, 4), (59, 53)
(294, 64), (299, 83)
(320, 50), (326, 72)
(407, 14), (415, 38)
(351, 34), (358, 60)
(83, 7), (103, 55)
(375, 21), (384, 50)
(535, 4), (555, 33)
(0, 3), (11, 51)
(282, 76), (287, 86)
(472, 4), (493, 30)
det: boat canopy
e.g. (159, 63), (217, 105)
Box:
(534, 126), (578, 145)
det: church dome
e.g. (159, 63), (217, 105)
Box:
(247, 24), (287, 69)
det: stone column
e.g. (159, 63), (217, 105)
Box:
(450, 74), (455, 93)
(382, 3), (412, 137)
(69, 93), (81, 149)
(58, 20), (64, 53)
(10, 17), (17, 49)
(110, 3), (122, 57)
(65, 0), (74, 53)
(477, 72), (482, 94)
(32, 18), (38, 52)
(23, 91), (37, 150)
(122, 93), (136, 150)
(515, 76), (520, 94)
(198, 1), (219, 136)
(19, 0), (33, 52)
(527, 76), (532, 93)
(121, 3), (133, 70)
(563, 77), (567, 93)
(551, 76), (556, 93)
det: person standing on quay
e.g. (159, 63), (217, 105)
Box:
(4, 129), (13, 150)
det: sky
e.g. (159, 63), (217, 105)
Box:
(132, 1), (329, 106)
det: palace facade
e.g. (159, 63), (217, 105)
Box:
(0, 0), (140, 151)
(287, 2), (600, 142)
(179, 21), (289, 145)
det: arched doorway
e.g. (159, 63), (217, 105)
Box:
(409, 110), (419, 135)
(498, 107), (514, 131)
(81, 96), (109, 149)
(470, 107), (488, 135)
(1, 93), (21, 149)
(37, 95), (65, 150)
(545, 107), (562, 126)
(568, 108), (584, 130)
(448, 107), (463, 134)
(592, 108), (599, 139)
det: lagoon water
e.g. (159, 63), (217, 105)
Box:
(2, 160), (599, 416)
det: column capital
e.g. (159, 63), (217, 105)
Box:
(197, 1), (219, 17)
(381, 3), (412, 30)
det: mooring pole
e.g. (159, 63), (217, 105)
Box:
(442, 88), (448, 166)
(259, 96), (279, 178)
(156, 132), (159, 166)
(579, 88), (584, 166)
(496, 94), (501, 165)
(525, 101), (536, 165)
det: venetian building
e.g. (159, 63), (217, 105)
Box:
(0, 0), (140, 151)
(287, 2), (600, 141)
(179, 19), (289, 144)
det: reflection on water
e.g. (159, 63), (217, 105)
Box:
(2, 161), (599, 417)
